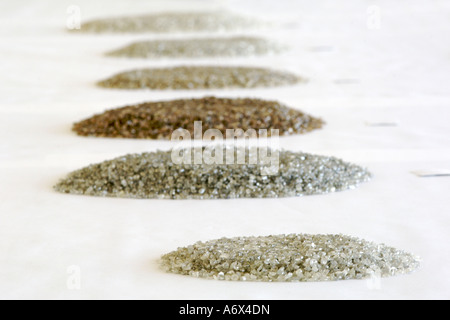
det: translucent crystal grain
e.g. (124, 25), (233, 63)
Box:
(54, 148), (371, 199)
(96, 66), (302, 90)
(160, 234), (420, 282)
(72, 97), (323, 139)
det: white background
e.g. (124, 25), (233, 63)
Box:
(0, 0), (449, 299)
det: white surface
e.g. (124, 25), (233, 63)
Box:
(1, 0), (450, 300)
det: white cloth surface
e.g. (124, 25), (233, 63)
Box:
(0, 0), (449, 299)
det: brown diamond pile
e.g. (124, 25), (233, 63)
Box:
(73, 97), (323, 139)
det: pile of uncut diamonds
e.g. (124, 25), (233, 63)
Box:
(73, 97), (323, 139)
(76, 12), (262, 33)
(96, 66), (302, 90)
(54, 147), (371, 199)
(106, 37), (282, 59)
(160, 234), (421, 282)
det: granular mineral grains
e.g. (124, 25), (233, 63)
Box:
(53, 148), (371, 199)
(105, 37), (282, 59)
(96, 66), (302, 90)
(160, 234), (420, 282)
(76, 12), (262, 34)
(72, 97), (324, 139)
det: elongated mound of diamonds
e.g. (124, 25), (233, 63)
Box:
(75, 12), (262, 34)
(161, 234), (420, 282)
(73, 97), (323, 139)
(53, 148), (371, 199)
(96, 66), (302, 90)
(105, 37), (282, 59)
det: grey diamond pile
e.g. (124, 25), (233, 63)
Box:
(161, 234), (420, 282)
(96, 66), (302, 90)
(76, 12), (262, 33)
(106, 37), (283, 59)
(54, 148), (371, 199)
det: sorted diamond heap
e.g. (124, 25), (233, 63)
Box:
(73, 97), (323, 139)
(54, 148), (371, 199)
(161, 234), (420, 282)
(106, 37), (282, 59)
(75, 12), (262, 34)
(96, 66), (302, 90)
